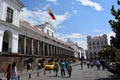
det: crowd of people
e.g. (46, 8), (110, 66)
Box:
(44, 59), (73, 78)
(6, 58), (120, 80)
(5, 58), (73, 80)
(85, 59), (106, 70)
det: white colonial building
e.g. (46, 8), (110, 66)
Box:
(66, 38), (86, 59)
(87, 34), (108, 59)
(0, 0), (74, 71)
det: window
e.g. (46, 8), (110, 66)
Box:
(89, 46), (91, 49)
(101, 41), (103, 44)
(6, 7), (13, 23)
(47, 29), (49, 34)
(97, 42), (99, 45)
(52, 32), (53, 37)
(89, 42), (91, 45)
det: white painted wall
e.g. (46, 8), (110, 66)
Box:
(0, 23), (19, 53)
(0, 0), (21, 26)
(44, 25), (54, 36)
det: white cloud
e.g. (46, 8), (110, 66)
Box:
(67, 33), (85, 39)
(50, 12), (71, 28)
(93, 29), (105, 32)
(72, 10), (78, 16)
(77, 0), (103, 11)
(47, 0), (59, 5)
(20, 8), (71, 28)
(106, 31), (115, 45)
(55, 33), (87, 49)
(72, 2), (75, 5)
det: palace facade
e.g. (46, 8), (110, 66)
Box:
(0, 0), (74, 71)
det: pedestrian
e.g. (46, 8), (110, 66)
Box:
(100, 60), (106, 70)
(10, 62), (18, 80)
(80, 60), (83, 70)
(54, 60), (59, 76)
(86, 60), (90, 68)
(38, 62), (41, 70)
(27, 62), (29, 72)
(29, 62), (32, 70)
(6, 64), (11, 80)
(90, 60), (94, 68)
(66, 60), (72, 77)
(96, 60), (101, 70)
(59, 59), (66, 77)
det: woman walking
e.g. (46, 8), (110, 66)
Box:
(54, 60), (59, 76)
(10, 62), (18, 80)
(6, 64), (11, 80)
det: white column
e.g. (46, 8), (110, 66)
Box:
(47, 44), (49, 56)
(42, 42), (45, 57)
(51, 45), (53, 56)
(0, 33), (3, 52)
(53, 46), (55, 56)
(12, 34), (19, 53)
(30, 39), (33, 55)
(24, 36), (26, 54)
(37, 41), (39, 55)
(56, 47), (58, 56)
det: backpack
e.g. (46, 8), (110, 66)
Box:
(67, 64), (72, 71)
(54, 63), (59, 69)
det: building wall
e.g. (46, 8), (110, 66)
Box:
(87, 34), (108, 59)
(0, 0), (21, 26)
(0, 0), (75, 72)
(0, 23), (19, 53)
(44, 25), (54, 37)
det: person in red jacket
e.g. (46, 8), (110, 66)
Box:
(6, 64), (11, 80)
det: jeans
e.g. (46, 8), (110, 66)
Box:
(61, 69), (65, 77)
(10, 76), (18, 80)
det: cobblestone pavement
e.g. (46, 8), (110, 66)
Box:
(1, 62), (120, 80)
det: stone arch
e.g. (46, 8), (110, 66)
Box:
(2, 30), (13, 53)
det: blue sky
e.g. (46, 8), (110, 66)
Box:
(20, 0), (118, 49)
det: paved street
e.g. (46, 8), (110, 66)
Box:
(1, 63), (120, 80)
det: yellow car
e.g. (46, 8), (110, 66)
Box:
(45, 62), (55, 70)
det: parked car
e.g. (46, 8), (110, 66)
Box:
(44, 62), (55, 70)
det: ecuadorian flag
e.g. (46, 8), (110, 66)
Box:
(48, 8), (56, 20)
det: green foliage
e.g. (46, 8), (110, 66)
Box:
(98, 45), (120, 59)
(109, 0), (120, 49)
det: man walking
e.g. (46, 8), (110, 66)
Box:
(59, 59), (66, 77)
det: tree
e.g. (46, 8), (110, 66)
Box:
(109, 0), (120, 49)
(98, 45), (120, 60)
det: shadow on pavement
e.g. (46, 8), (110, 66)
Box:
(47, 75), (71, 78)
(96, 74), (120, 80)
(47, 75), (61, 77)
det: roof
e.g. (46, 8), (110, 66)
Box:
(12, 0), (24, 8)
(35, 22), (54, 30)
(19, 20), (71, 49)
